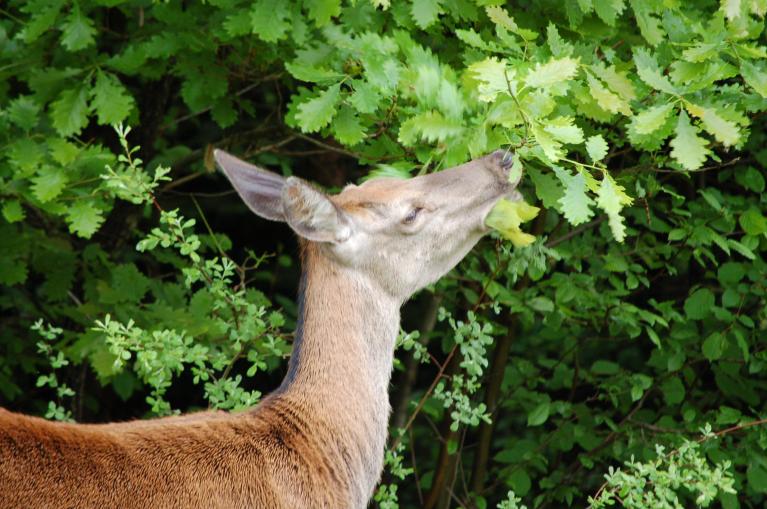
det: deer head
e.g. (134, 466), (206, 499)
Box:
(0, 149), (526, 509)
(215, 149), (521, 302)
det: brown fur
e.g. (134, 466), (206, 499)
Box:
(0, 245), (389, 509)
(0, 398), (348, 508)
(0, 150), (518, 508)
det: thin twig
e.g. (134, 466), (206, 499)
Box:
(391, 345), (457, 451)
(545, 216), (606, 248)
(162, 73), (283, 129)
(219, 345), (246, 383)
(292, 132), (372, 160)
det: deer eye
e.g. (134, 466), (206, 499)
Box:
(403, 207), (423, 224)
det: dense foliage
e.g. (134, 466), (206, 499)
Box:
(1, 0), (766, 507)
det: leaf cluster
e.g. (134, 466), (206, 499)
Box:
(0, 1), (766, 508)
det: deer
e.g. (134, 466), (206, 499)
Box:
(0, 148), (522, 509)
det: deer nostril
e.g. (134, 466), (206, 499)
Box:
(501, 151), (513, 170)
(489, 149), (513, 171)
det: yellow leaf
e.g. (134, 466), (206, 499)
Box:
(485, 198), (540, 247)
(581, 166), (601, 193)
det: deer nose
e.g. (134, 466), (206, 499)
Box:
(489, 149), (514, 171)
(488, 149), (520, 187)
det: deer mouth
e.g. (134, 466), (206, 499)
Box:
(475, 188), (519, 233)
(477, 150), (526, 231)
(486, 149), (523, 187)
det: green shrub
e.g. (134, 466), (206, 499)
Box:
(1, 1), (765, 507)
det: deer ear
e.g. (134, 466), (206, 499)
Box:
(281, 177), (353, 243)
(214, 149), (286, 222)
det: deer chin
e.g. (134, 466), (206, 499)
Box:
(505, 189), (524, 202)
(477, 186), (523, 232)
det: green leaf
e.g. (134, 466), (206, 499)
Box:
(7, 139), (44, 176)
(670, 111), (709, 171)
(528, 167), (563, 209)
(525, 57), (579, 88)
(222, 9), (252, 37)
(306, 0), (341, 26)
(627, 106), (676, 151)
(544, 116), (584, 144)
(528, 296), (554, 312)
(722, 0), (743, 20)
(717, 406), (743, 425)
(211, 98), (238, 128)
(90, 72), (135, 125)
(594, 0), (625, 25)
(739, 208), (767, 236)
(332, 106), (366, 146)
(0, 257), (28, 286)
(66, 201), (105, 238)
(411, 0), (442, 29)
(728, 239), (756, 260)
(682, 43), (721, 63)
(585, 135), (608, 162)
(554, 167), (595, 225)
(633, 48), (677, 94)
(21, 0), (64, 43)
(586, 74), (631, 115)
(591, 360), (620, 375)
(349, 80), (381, 114)
(736, 166), (765, 193)
(747, 464), (767, 494)
(50, 85), (91, 137)
(398, 111), (463, 145)
(112, 371), (137, 401)
(250, 0), (290, 42)
(8, 96), (41, 131)
(630, 374), (653, 401)
(107, 45), (149, 75)
(546, 23), (573, 57)
(180, 66), (229, 113)
(597, 173), (632, 242)
(295, 84), (341, 133)
(356, 34), (400, 93)
(532, 124), (563, 161)
(660, 377), (685, 405)
(684, 288), (714, 320)
(412, 63), (441, 106)
(687, 104), (741, 147)
(629, 0), (665, 46)
(527, 401), (550, 426)
(485, 6), (538, 40)
(718, 262), (745, 285)
(32, 167), (69, 203)
(1, 200), (25, 223)
(599, 65), (637, 102)
(468, 57), (511, 103)
(456, 28), (492, 50)
(89, 348), (119, 380)
(60, 7), (96, 52)
(633, 103), (675, 135)
(110, 264), (151, 303)
(285, 61), (344, 84)
(741, 60), (767, 98)
(365, 164), (413, 181)
(48, 138), (80, 165)
(702, 332), (726, 361)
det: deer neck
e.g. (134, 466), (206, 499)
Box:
(275, 243), (400, 493)
(281, 243), (401, 396)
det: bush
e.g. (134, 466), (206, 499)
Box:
(1, 0), (766, 507)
